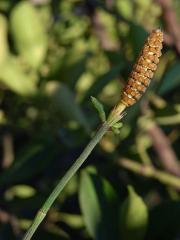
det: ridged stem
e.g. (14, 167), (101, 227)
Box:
(22, 100), (126, 240)
(23, 123), (110, 240)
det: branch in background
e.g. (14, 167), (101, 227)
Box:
(140, 99), (180, 177)
(30, 0), (49, 4)
(118, 158), (180, 189)
(156, 0), (180, 55)
(0, 209), (20, 236)
(156, 114), (180, 125)
(86, 0), (176, 51)
(2, 133), (14, 168)
(146, 122), (180, 176)
(91, 11), (119, 50)
(105, 0), (114, 9)
(86, 0), (131, 25)
(86, 0), (119, 50)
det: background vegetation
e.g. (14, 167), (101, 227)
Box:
(0, 0), (179, 239)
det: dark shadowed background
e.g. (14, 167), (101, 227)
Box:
(0, 0), (179, 239)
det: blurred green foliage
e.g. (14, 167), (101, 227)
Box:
(0, 0), (179, 239)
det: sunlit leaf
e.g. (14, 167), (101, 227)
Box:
(45, 81), (90, 132)
(83, 64), (124, 102)
(0, 55), (37, 95)
(79, 170), (120, 240)
(5, 185), (36, 199)
(120, 185), (148, 240)
(10, 1), (47, 69)
(0, 14), (9, 64)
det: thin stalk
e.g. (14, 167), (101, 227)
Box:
(156, 114), (180, 125)
(22, 102), (126, 240)
(119, 158), (180, 189)
(23, 123), (109, 240)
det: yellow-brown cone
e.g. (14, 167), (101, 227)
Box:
(121, 29), (163, 107)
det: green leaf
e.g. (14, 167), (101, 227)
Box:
(111, 121), (123, 135)
(158, 62), (180, 95)
(79, 170), (120, 240)
(113, 122), (123, 129)
(116, 0), (133, 20)
(45, 81), (90, 132)
(10, 1), (48, 69)
(120, 185), (148, 240)
(83, 64), (124, 102)
(0, 55), (37, 95)
(91, 96), (106, 122)
(5, 185), (36, 199)
(59, 54), (88, 88)
(0, 14), (9, 65)
(112, 127), (121, 134)
(58, 213), (84, 229)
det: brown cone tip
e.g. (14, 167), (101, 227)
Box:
(121, 29), (163, 107)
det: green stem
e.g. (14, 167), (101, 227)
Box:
(22, 123), (110, 240)
(23, 102), (126, 240)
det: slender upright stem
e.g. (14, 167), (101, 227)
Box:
(23, 123), (110, 240)
(23, 102), (126, 240)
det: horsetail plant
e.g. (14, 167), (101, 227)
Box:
(23, 29), (163, 240)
